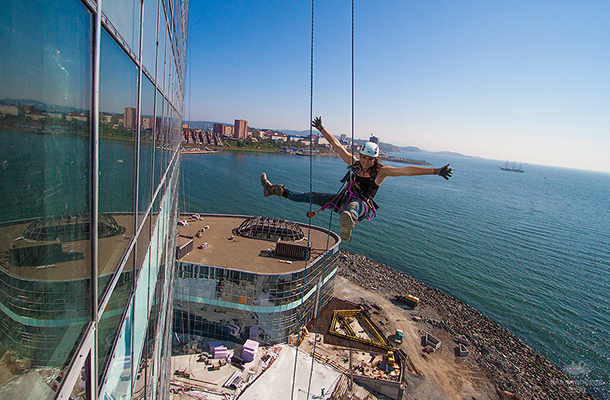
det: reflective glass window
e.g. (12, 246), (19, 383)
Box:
(131, 254), (150, 393)
(139, 76), (155, 232)
(101, 302), (133, 398)
(157, 96), (169, 193)
(98, 257), (133, 384)
(103, 0), (141, 56)
(159, 100), (167, 189)
(155, 13), (167, 91)
(142, 0), (159, 75)
(153, 91), (164, 195)
(68, 355), (89, 399)
(164, 103), (173, 170)
(0, 0), (92, 398)
(164, 35), (172, 97)
(165, 107), (172, 167)
(135, 295), (160, 400)
(173, 107), (179, 151)
(98, 28), (138, 297)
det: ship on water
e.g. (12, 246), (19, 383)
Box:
(500, 160), (525, 173)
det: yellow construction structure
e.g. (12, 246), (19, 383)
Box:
(329, 309), (394, 351)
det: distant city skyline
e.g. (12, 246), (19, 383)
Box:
(185, 1), (610, 173)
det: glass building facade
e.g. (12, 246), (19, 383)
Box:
(173, 216), (341, 346)
(0, 0), (187, 398)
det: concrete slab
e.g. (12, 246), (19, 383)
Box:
(239, 345), (341, 400)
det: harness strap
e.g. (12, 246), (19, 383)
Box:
(309, 179), (377, 221)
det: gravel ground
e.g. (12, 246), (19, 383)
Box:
(337, 250), (595, 400)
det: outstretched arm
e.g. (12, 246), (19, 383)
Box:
(312, 117), (356, 165)
(377, 164), (452, 184)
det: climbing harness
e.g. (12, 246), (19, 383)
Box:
(306, 164), (379, 222)
(305, 178), (378, 221)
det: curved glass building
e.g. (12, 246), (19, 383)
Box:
(0, 0), (188, 398)
(174, 214), (341, 345)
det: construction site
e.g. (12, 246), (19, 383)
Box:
(168, 214), (514, 399)
(169, 297), (408, 399)
(169, 272), (498, 400)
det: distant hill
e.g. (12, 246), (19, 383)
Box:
(378, 142), (401, 154)
(280, 129), (310, 137)
(184, 120), (220, 130)
(0, 99), (46, 108)
(434, 150), (469, 157)
(399, 146), (422, 153)
(0, 98), (83, 113)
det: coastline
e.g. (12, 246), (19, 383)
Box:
(337, 250), (594, 399)
(205, 145), (433, 166)
(181, 149), (218, 154)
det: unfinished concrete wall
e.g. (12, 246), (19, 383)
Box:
(352, 375), (404, 400)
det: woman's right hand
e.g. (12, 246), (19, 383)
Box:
(312, 116), (323, 131)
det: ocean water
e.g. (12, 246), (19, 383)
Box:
(180, 149), (610, 399)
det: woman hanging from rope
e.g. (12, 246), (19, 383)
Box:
(260, 116), (453, 242)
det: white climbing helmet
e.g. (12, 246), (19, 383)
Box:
(359, 142), (379, 158)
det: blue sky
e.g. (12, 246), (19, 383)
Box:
(186, 1), (610, 172)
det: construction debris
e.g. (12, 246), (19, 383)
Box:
(175, 367), (192, 378)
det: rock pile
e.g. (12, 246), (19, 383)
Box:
(337, 250), (594, 400)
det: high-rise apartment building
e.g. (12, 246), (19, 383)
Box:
(213, 123), (228, 136)
(234, 119), (248, 139)
(0, 0), (188, 399)
(123, 107), (137, 129)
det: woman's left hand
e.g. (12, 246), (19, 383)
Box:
(434, 164), (453, 180)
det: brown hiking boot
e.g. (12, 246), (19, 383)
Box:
(261, 173), (285, 197)
(339, 211), (357, 242)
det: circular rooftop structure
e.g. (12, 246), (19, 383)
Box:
(234, 216), (305, 242)
(23, 213), (125, 242)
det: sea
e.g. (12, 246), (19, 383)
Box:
(180, 148), (610, 399)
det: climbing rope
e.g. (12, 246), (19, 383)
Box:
(291, 0), (358, 398)
(290, 0), (315, 398)
(306, 0), (356, 397)
(351, 0), (355, 167)
(305, 207), (335, 395)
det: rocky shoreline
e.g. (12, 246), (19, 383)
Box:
(336, 251), (595, 400)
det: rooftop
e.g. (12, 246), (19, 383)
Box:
(176, 214), (340, 275)
(0, 214), (141, 281)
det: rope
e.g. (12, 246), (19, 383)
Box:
(290, 0), (315, 398)
(294, 1), (358, 398)
(306, 202), (334, 396)
(351, 0), (355, 166)
(307, 0), (356, 397)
